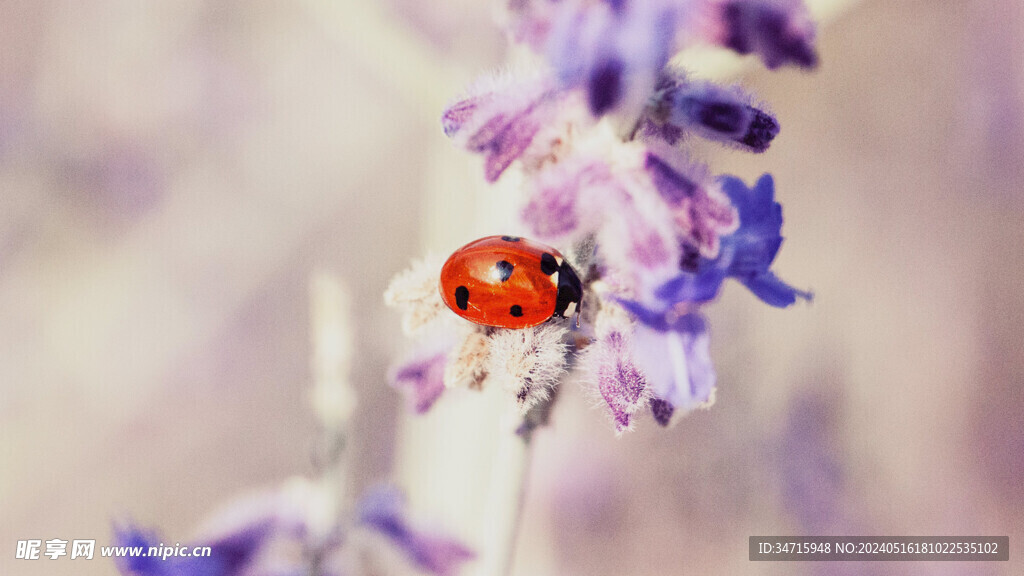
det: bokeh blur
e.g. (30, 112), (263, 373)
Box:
(1, 1), (1022, 575)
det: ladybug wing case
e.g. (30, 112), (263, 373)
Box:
(439, 236), (562, 329)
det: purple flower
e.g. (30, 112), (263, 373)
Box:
(592, 167), (684, 290)
(643, 151), (738, 257)
(401, 0), (823, 432)
(522, 154), (615, 242)
(715, 0), (818, 69)
(717, 173), (811, 304)
(467, 107), (544, 182)
(522, 168), (583, 240)
(358, 487), (474, 576)
(114, 481), (334, 576)
(597, 195), (679, 283)
(648, 76), (780, 152)
(114, 481), (472, 576)
(585, 329), (649, 432)
(389, 349), (448, 415)
(113, 518), (277, 576)
(646, 173), (811, 307)
(441, 77), (556, 182)
(548, 0), (678, 117)
(113, 524), (174, 576)
(629, 312), (716, 414)
(442, 94), (492, 138)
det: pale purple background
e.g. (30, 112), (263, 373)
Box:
(1, 1), (1022, 575)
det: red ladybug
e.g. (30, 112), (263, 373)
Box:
(439, 235), (583, 329)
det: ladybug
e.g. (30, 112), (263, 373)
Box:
(439, 235), (583, 329)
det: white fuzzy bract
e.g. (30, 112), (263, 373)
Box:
(487, 324), (570, 414)
(383, 255), (447, 336)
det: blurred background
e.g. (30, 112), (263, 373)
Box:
(1, 0), (1022, 575)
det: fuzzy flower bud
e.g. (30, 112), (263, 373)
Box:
(384, 255), (447, 336)
(488, 324), (569, 413)
(582, 301), (650, 433)
(444, 328), (490, 389)
(649, 76), (781, 152)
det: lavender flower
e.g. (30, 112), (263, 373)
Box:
(358, 487), (474, 576)
(708, 0), (819, 69)
(594, 160), (682, 286)
(521, 154), (610, 242)
(389, 347), (449, 415)
(116, 481), (472, 576)
(114, 480), (331, 576)
(643, 150), (738, 257)
(646, 75), (781, 152)
(442, 75), (560, 182)
(595, 333), (648, 432)
(638, 173), (811, 309)
(632, 312), (717, 415)
(547, 0), (678, 117)
(582, 303), (650, 433)
(113, 521), (281, 576)
(396, 0), (820, 432)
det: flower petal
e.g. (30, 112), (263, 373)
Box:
(739, 270), (813, 308)
(632, 315), (716, 413)
(583, 321), (650, 433)
(717, 0), (818, 69)
(548, 1), (678, 118)
(389, 349), (448, 415)
(441, 75), (555, 182)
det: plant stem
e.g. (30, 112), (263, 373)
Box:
(472, 402), (535, 576)
(308, 272), (357, 574)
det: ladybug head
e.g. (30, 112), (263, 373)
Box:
(553, 260), (583, 320)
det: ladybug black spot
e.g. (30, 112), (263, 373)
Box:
(501, 235), (521, 242)
(495, 260), (514, 282)
(509, 305), (524, 317)
(540, 252), (558, 275)
(455, 286), (469, 310)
